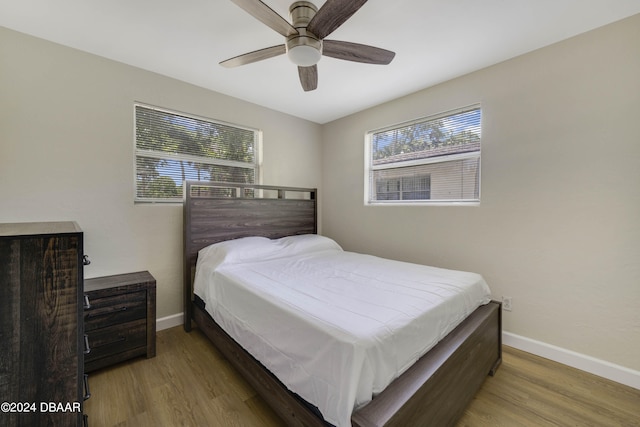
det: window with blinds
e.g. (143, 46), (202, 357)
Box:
(366, 105), (481, 205)
(134, 104), (259, 202)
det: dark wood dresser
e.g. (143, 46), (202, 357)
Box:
(83, 271), (156, 372)
(0, 222), (85, 427)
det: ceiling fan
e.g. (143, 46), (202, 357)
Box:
(220, 0), (395, 91)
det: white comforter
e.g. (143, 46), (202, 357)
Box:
(193, 235), (491, 427)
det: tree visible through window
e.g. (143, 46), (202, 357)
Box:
(366, 105), (481, 204)
(134, 104), (258, 202)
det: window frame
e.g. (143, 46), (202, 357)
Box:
(133, 103), (261, 203)
(364, 104), (482, 206)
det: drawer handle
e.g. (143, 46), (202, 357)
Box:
(86, 306), (128, 319)
(83, 374), (91, 401)
(84, 334), (91, 355)
(83, 294), (91, 310)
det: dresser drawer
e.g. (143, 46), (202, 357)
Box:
(84, 290), (146, 331)
(85, 318), (146, 363)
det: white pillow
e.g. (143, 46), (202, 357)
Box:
(274, 234), (342, 255)
(197, 236), (277, 267)
(197, 234), (342, 268)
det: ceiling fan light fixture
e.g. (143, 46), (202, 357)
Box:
(287, 44), (321, 66)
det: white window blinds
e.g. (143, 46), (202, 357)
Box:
(366, 105), (481, 204)
(134, 104), (258, 202)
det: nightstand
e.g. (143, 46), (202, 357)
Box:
(83, 271), (156, 372)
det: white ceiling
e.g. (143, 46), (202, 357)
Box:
(2, 0), (639, 124)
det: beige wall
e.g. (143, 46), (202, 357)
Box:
(0, 27), (322, 319)
(321, 14), (640, 371)
(2, 14), (639, 375)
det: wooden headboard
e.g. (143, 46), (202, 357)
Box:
(183, 180), (317, 329)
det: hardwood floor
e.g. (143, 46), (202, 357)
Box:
(457, 347), (640, 427)
(84, 326), (640, 427)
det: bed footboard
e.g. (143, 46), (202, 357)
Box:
(193, 300), (501, 427)
(352, 300), (502, 427)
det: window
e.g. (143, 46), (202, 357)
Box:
(134, 104), (259, 202)
(376, 174), (431, 201)
(365, 105), (481, 205)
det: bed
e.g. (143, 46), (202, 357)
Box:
(183, 181), (501, 427)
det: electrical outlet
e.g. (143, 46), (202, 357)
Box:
(502, 296), (512, 311)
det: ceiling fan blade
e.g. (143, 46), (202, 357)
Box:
(230, 0), (298, 37)
(323, 40), (395, 64)
(220, 44), (286, 68)
(307, 0), (367, 39)
(298, 65), (318, 91)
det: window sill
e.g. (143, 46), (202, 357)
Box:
(365, 200), (480, 207)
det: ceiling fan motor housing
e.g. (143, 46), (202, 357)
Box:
(286, 1), (322, 66)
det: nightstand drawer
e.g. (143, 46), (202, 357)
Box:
(84, 291), (146, 331)
(85, 318), (146, 363)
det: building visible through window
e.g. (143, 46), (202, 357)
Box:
(366, 105), (481, 205)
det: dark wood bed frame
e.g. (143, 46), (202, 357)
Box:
(183, 181), (502, 427)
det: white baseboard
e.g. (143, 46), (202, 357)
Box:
(503, 332), (640, 390)
(157, 312), (184, 331)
